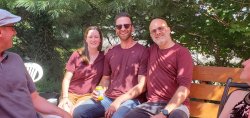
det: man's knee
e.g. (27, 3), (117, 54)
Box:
(124, 109), (138, 118)
(124, 108), (150, 118)
(169, 109), (188, 118)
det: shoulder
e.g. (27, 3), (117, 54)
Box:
(71, 50), (81, 57)
(174, 43), (191, 54)
(105, 44), (121, 55)
(135, 43), (147, 49)
(67, 51), (81, 62)
(5, 51), (22, 61)
(175, 43), (189, 50)
(148, 43), (157, 50)
(5, 51), (21, 57)
(132, 43), (148, 54)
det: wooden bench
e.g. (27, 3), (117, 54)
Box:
(189, 65), (243, 118)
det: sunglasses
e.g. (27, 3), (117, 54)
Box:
(115, 24), (131, 30)
(150, 26), (166, 34)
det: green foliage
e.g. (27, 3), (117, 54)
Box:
(1, 0), (250, 92)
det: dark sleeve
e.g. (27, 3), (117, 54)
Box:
(138, 48), (149, 76)
(176, 47), (194, 89)
(16, 53), (37, 93)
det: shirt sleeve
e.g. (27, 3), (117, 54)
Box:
(25, 70), (37, 93)
(17, 54), (36, 94)
(103, 50), (111, 76)
(176, 47), (194, 89)
(138, 48), (149, 76)
(65, 51), (78, 72)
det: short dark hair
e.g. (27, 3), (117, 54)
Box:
(114, 12), (133, 25)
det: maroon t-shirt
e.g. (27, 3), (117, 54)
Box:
(0, 51), (38, 118)
(103, 43), (148, 99)
(66, 51), (104, 95)
(147, 43), (193, 107)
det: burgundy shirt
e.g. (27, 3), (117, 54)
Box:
(0, 51), (38, 118)
(66, 51), (104, 95)
(103, 43), (148, 99)
(147, 43), (193, 107)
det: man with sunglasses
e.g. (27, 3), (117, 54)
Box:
(73, 12), (148, 118)
(125, 18), (193, 118)
(0, 9), (71, 118)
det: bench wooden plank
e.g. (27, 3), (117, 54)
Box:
(190, 84), (224, 101)
(190, 101), (219, 118)
(190, 84), (237, 101)
(193, 66), (242, 82)
(190, 66), (243, 118)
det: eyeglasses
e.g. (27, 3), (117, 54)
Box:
(115, 24), (131, 30)
(150, 26), (166, 34)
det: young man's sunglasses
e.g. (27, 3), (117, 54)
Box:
(115, 24), (131, 30)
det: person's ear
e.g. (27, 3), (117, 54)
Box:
(132, 25), (135, 33)
(165, 27), (171, 34)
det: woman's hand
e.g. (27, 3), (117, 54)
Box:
(58, 98), (73, 113)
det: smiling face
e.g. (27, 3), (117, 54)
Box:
(149, 19), (172, 48)
(115, 16), (134, 41)
(240, 59), (250, 85)
(85, 29), (101, 50)
(0, 24), (17, 52)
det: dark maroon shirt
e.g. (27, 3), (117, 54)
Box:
(66, 51), (104, 95)
(0, 51), (38, 118)
(103, 43), (148, 99)
(147, 43), (193, 107)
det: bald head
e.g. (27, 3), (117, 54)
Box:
(149, 18), (173, 49)
(149, 18), (168, 29)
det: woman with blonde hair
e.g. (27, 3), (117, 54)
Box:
(58, 26), (104, 114)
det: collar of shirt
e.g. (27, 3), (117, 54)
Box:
(0, 52), (8, 63)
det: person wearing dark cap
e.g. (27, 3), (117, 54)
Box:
(0, 9), (71, 118)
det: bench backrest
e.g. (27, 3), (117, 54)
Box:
(190, 65), (242, 118)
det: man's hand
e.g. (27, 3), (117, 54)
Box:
(105, 101), (121, 118)
(151, 113), (167, 118)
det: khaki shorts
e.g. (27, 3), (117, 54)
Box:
(59, 92), (92, 106)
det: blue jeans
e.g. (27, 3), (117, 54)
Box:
(73, 96), (140, 118)
(124, 102), (189, 118)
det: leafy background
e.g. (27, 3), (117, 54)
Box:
(1, 0), (250, 92)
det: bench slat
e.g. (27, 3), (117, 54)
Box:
(193, 66), (242, 82)
(190, 101), (219, 118)
(190, 66), (243, 118)
(190, 84), (238, 101)
(190, 84), (224, 101)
